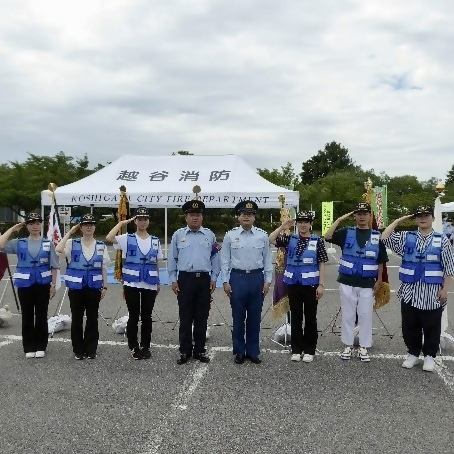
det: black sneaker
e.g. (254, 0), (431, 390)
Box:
(74, 354), (85, 360)
(131, 347), (142, 360)
(193, 353), (210, 363)
(141, 347), (151, 360)
(87, 353), (97, 360)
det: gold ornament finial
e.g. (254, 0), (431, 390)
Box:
(48, 182), (57, 192)
(435, 181), (446, 197)
(192, 185), (201, 200)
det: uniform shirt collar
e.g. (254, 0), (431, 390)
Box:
(238, 226), (255, 234)
(184, 226), (204, 234)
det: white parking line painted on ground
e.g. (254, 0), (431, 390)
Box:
(0, 340), (15, 348)
(142, 351), (216, 454)
(435, 364), (454, 392)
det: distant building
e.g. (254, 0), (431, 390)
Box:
(0, 207), (20, 223)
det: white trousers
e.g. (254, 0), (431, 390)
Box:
(339, 284), (374, 348)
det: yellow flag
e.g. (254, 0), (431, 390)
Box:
(321, 202), (333, 236)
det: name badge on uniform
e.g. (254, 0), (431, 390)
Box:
(308, 241), (317, 251)
(40, 257), (49, 264)
(96, 245), (104, 255)
(152, 240), (159, 249)
(303, 257), (314, 264)
(427, 254), (438, 261)
(370, 234), (379, 245)
(432, 238), (441, 248)
(42, 242), (50, 251)
(94, 262), (102, 268)
(365, 250), (376, 257)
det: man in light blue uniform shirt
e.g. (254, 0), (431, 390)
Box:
(168, 200), (221, 365)
(221, 200), (273, 364)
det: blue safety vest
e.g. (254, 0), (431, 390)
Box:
(14, 239), (52, 288)
(399, 232), (444, 285)
(283, 234), (320, 286)
(122, 234), (160, 285)
(64, 239), (105, 290)
(338, 227), (380, 279)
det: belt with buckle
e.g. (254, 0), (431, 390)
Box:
(179, 271), (209, 278)
(231, 268), (264, 274)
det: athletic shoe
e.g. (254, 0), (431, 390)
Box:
(35, 351), (45, 358)
(340, 346), (353, 360)
(141, 348), (151, 360)
(291, 354), (301, 362)
(402, 354), (419, 369)
(358, 347), (370, 362)
(75, 354), (85, 360)
(87, 353), (97, 360)
(302, 354), (314, 363)
(25, 352), (35, 359)
(422, 355), (435, 372)
(131, 347), (142, 360)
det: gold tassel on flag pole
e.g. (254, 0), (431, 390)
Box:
(362, 179), (390, 309)
(114, 185), (129, 282)
(271, 194), (291, 319)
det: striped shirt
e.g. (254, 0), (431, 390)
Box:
(383, 230), (454, 310)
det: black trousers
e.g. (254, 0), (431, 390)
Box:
(123, 286), (157, 350)
(68, 287), (101, 356)
(17, 283), (50, 353)
(177, 272), (211, 355)
(401, 300), (443, 358)
(287, 284), (318, 355)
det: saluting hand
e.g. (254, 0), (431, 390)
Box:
(262, 282), (270, 296)
(281, 219), (295, 230)
(397, 214), (414, 222)
(171, 282), (179, 295)
(69, 223), (81, 235)
(11, 222), (25, 233)
(120, 216), (136, 225)
(338, 211), (354, 222)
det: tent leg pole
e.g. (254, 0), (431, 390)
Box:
(164, 206), (168, 259)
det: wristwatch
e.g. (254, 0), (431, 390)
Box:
(102, 286), (107, 290)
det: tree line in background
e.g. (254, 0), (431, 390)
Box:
(0, 145), (453, 238)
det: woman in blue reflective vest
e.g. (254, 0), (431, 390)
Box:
(56, 214), (110, 360)
(0, 212), (60, 359)
(106, 207), (162, 360)
(269, 211), (328, 363)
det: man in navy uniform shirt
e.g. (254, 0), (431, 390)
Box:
(220, 200), (273, 364)
(168, 200), (220, 365)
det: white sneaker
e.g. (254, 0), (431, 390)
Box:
(341, 346), (353, 360)
(25, 352), (36, 359)
(291, 354), (301, 362)
(302, 354), (314, 363)
(422, 355), (435, 372)
(35, 351), (45, 358)
(358, 347), (370, 362)
(402, 354), (419, 369)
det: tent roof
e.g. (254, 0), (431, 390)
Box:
(441, 201), (454, 213)
(41, 155), (299, 208)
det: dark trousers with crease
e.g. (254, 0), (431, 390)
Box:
(401, 300), (443, 358)
(18, 283), (50, 353)
(287, 284), (318, 355)
(177, 272), (211, 355)
(123, 286), (157, 350)
(68, 287), (101, 356)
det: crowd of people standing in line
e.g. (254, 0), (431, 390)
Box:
(0, 200), (453, 373)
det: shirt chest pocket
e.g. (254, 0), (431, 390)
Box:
(177, 241), (190, 250)
(200, 239), (211, 248)
(252, 239), (265, 250)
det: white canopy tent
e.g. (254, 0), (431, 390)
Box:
(40, 154), (300, 256)
(441, 201), (454, 212)
(41, 154), (299, 208)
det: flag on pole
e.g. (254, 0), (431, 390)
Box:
(321, 202), (334, 236)
(47, 204), (62, 246)
(47, 202), (62, 289)
(372, 186), (388, 228)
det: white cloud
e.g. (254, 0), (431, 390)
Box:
(0, 0), (453, 182)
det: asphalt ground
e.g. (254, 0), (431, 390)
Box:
(1, 247), (454, 454)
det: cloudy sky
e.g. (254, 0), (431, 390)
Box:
(1, 0), (453, 181)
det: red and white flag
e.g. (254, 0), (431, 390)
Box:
(47, 204), (62, 246)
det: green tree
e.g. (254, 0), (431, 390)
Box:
(300, 141), (356, 184)
(446, 164), (454, 186)
(257, 162), (299, 189)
